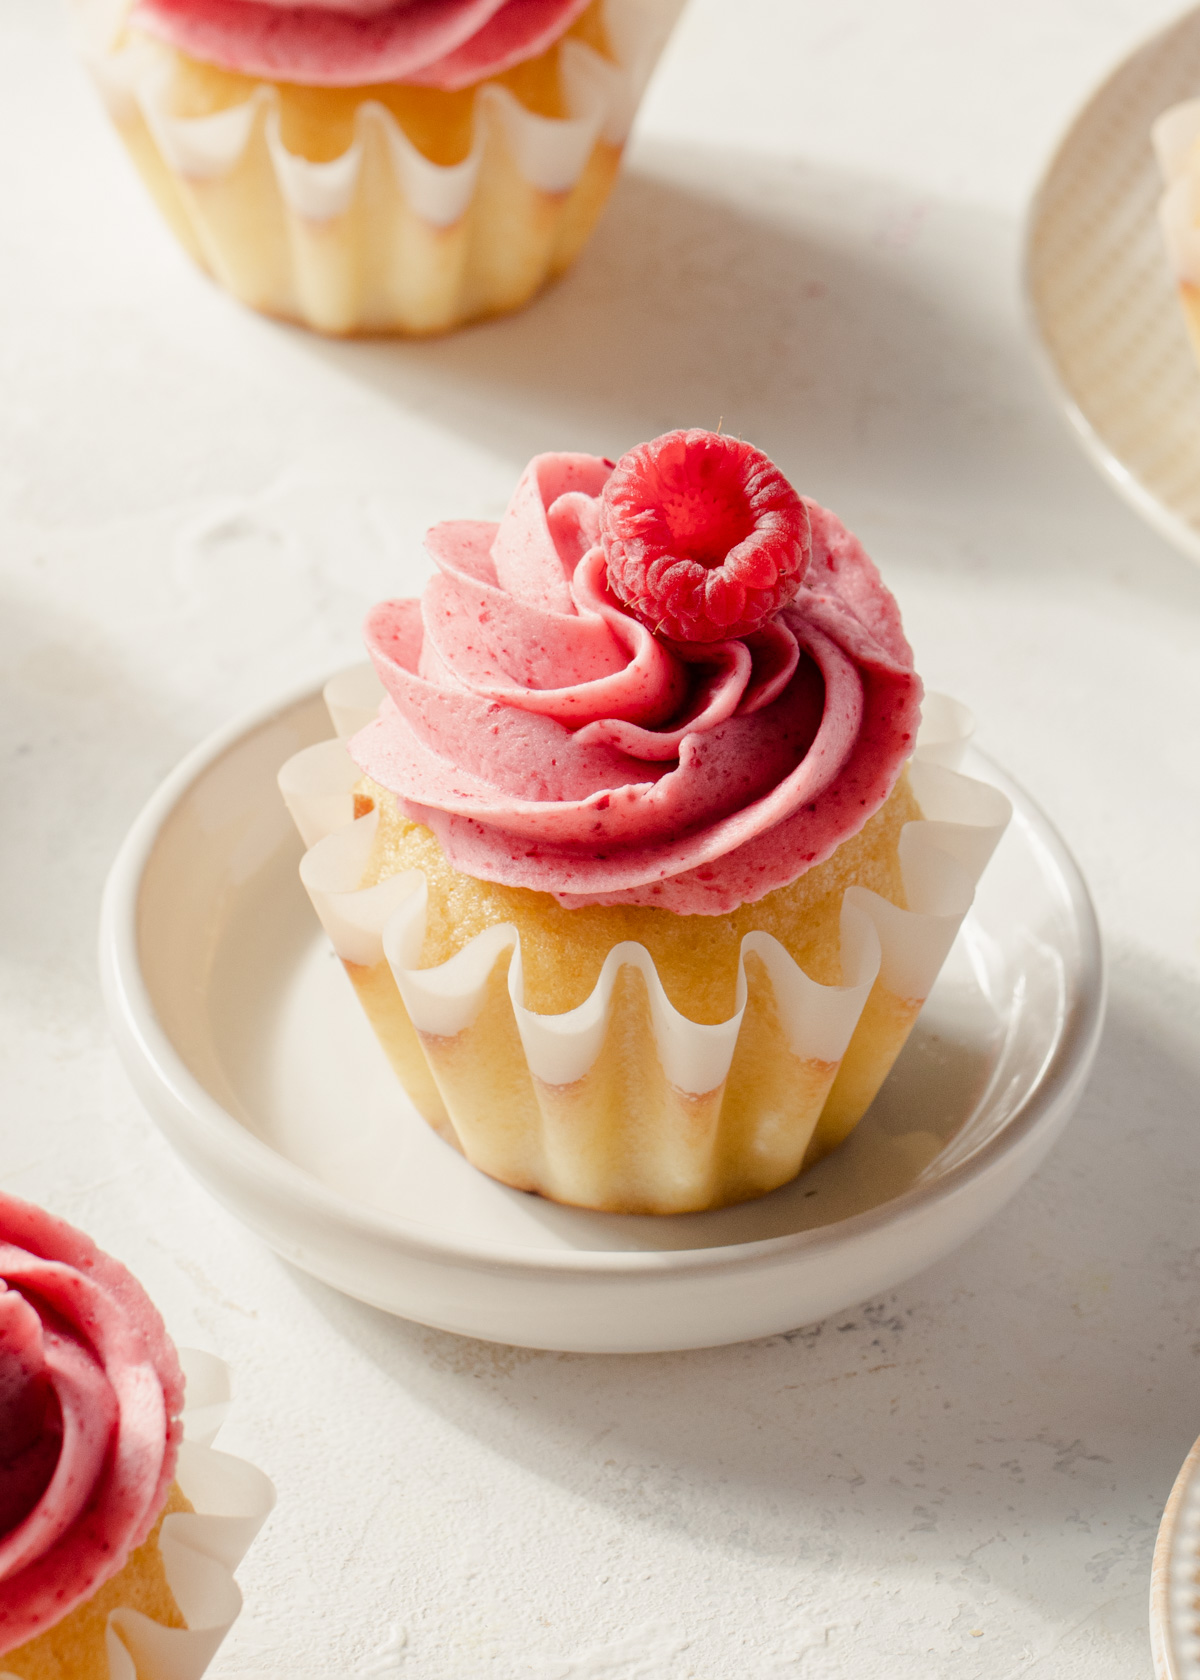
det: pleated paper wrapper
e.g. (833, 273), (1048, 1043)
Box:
(74, 0), (685, 335)
(1154, 99), (1200, 358)
(2, 1351), (274, 1680)
(279, 669), (1012, 1214)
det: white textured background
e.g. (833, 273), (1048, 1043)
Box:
(4, 1), (1200, 1675)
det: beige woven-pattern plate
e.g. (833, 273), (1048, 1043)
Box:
(1152, 1435), (1200, 1680)
(1026, 6), (1200, 561)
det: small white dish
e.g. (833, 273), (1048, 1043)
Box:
(100, 678), (1103, 1353)
(1025, 5), (1200, 564)
(1152, 1435), (1200, 1680)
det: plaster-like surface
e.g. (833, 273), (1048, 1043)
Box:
(2, 1), (1199, 1674)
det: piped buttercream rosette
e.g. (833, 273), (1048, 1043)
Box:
(0, 1195), (273, 1680)
(73, 0), (685, 335)
(130, 0), (600, 90)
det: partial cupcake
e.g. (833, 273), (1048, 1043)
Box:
(75, 0), (685, 335)
(1154, 99), (1200, 364)
(0, 1192), (273, 1680)
(280, 430), (1011, 1214)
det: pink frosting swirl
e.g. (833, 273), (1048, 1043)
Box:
(351, 452), (923, 915)
(0, 1195), (184, 1656)
(131, 0), (595, 89)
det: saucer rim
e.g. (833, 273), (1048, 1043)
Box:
(99, 672), (1105, 1285)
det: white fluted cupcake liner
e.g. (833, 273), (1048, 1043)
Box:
(277, 669), (1010, 1210)
(1, 1350), (274, 1680)
(1155, 100), (1200, 285)
(74, 0), (685, 334)
(1153, 99), (1200, 366)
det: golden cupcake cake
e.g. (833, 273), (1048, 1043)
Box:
(0, 1192), (272, 1680)
(75, 0), (685, 335)
(280, 429), (1011, 1214)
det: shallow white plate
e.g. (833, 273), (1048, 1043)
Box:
(1025, 6), (1200, 562)
(1153, 1433), (1200, 1680)
(100, 679), (1103, 1353)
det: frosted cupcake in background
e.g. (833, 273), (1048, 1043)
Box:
(280, 430), (1011, 1215)
(1154, 99), (1200, 363)
(75, 0), (685, 335)
(0, 1192), (272, 1680)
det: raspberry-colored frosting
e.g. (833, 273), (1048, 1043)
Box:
(0, 1195), (185, 1656)
(131, 0), (594, 90)
(351, 449), (924, 914)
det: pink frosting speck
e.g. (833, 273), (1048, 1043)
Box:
(0, 1195), (184, 1657)
(131, 0), (594, 90)
(350, 452), (923, 915)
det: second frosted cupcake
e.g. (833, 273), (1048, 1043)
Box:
(0, 1192), (273, 1680)
(78, 0), (684, 335)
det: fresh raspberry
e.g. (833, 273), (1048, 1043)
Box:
(599, 430), (810, 644)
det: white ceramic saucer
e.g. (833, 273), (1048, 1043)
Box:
(99, 678), (1103, 1353)
(1025, 5), (1200, 563)
(1152, 1434), (1200, 1680)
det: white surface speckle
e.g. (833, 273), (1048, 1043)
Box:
(2, 0), (1199, 1675)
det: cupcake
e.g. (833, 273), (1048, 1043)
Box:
(0, 1192), (272, 1680)
(75, 0), (685, 335)
(280, 429), (1011, 1214)
(1155, 100), (1200, 365)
